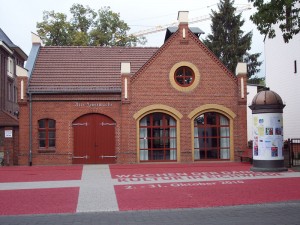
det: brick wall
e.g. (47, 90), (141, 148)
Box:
(18, 24), (247, 165)
(121, 23), (247, 163)
(18, 94), (121, 165)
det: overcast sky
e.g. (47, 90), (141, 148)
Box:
(0, 0), (265, 76)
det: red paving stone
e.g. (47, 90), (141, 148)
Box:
(0, 187), (79, 215)
(115, 177), (300, 211)
(0, 163), (299, 216)
(0, 165), (83, 183)
(109, 162), (252, 178)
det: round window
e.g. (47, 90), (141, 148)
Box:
(174, 66), (195, 87)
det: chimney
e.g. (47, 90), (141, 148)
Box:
(121, 62), (131, 101)
(121, 62), (131, 74)
(31, 32), (43, 46)
(177, 11), (189, 24)
(236, 62), (247, 100)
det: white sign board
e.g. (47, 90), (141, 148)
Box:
(5, 130), (13, 138)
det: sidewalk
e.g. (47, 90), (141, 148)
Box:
(0, 162), (300, 216)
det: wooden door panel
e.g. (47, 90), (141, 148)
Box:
(73, 113), (115, 164)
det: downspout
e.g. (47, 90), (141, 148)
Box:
(29, 92), (32, 166)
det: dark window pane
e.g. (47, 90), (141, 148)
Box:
(48, 120), (56, 128)
(185, 69), (192, 76)
(49, 139), (55, 147)
(39, 140), (46, 147)
(49, 131), (55, 139)
(206, 113), (217, 125)
(207, 149), (218, 159)
(176, 68), (183, 76)
(39, 120), (46, 128)
(39, 131), (46, 139)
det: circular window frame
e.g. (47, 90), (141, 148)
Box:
(174, 66), (195, 87)
(169, 61), (200, 92)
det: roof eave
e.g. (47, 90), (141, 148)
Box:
(27, 89), (122, 95)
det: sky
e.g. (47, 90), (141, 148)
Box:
(0, 0), (265, 76)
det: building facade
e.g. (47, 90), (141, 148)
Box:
(265, 2), (300, 139)
(18, 12), (248, 165)
(0, 28), (27, 165)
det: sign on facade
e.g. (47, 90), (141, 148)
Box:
(5, 130), (13, 138)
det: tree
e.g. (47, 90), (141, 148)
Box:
(36, 4), (146, 46)
(36, 11), (73, 46)
(249, 0), (300, 43)
(203, 0), (262, 79)
(89, 7), (145, 46)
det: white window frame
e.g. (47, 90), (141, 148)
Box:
(7, 57), (14, 78)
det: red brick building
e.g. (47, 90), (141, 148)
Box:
(0, 28), (27, 165)
(18, 12), (247, 165)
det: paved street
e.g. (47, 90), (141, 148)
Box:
(0, 202), (300, 225)
(1, 162), (300, 224)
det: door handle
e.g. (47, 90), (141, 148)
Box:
(73, 155), (89, 159)
(100, 155), (117, 159)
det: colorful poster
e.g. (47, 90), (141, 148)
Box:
(252, 113), (284, 160)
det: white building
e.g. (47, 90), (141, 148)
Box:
(265, 5), (300, 139)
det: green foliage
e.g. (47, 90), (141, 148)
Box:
(37, 11), (73, 46)
(36, 4), (146, 46)
(249, 0), (300, 43)
(247, 76), (265, 86)
(203, 0), (262, 79)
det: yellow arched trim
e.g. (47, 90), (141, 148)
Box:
(133, 104), (183, 120)
(134, 104), (183, 163)
(188, 104), (236, 119)
(189, 104), (236, 161)
(169, 61), (200, 92)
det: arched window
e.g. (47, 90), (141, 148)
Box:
(194, 113), (230, 160)
(139, 113), (176, 162)
(38, 119), (56, 149)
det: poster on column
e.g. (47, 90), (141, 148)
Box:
(252, 113), (283, 160)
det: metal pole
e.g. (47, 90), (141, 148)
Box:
(29, 93), (32, 166)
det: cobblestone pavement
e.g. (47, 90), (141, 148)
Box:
(0, 162), (300, 224)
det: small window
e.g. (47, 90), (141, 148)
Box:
(7, 57), (14, 77)
(38, 119), (56, 149)
(174, 66), (195, 87)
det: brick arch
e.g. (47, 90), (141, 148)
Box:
(188, 104), (236, 161)
(133, 104), (183, 120)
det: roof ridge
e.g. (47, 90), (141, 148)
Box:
(41, 45), (160, 49)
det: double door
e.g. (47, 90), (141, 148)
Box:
(73, 114), (116, 164)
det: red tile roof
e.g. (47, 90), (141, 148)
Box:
(29, 46), (158, 93)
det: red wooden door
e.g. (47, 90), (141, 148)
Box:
(72, 114), (116, 164)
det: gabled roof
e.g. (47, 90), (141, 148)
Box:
(0, 28), (28, 60)
(29, 46), (158, 93)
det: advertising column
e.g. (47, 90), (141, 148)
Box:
(249, 89), (287, 172)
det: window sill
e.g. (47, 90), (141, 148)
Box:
(38, 149), (56, 154)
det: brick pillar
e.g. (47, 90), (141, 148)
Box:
(235, 63), (248, 160)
